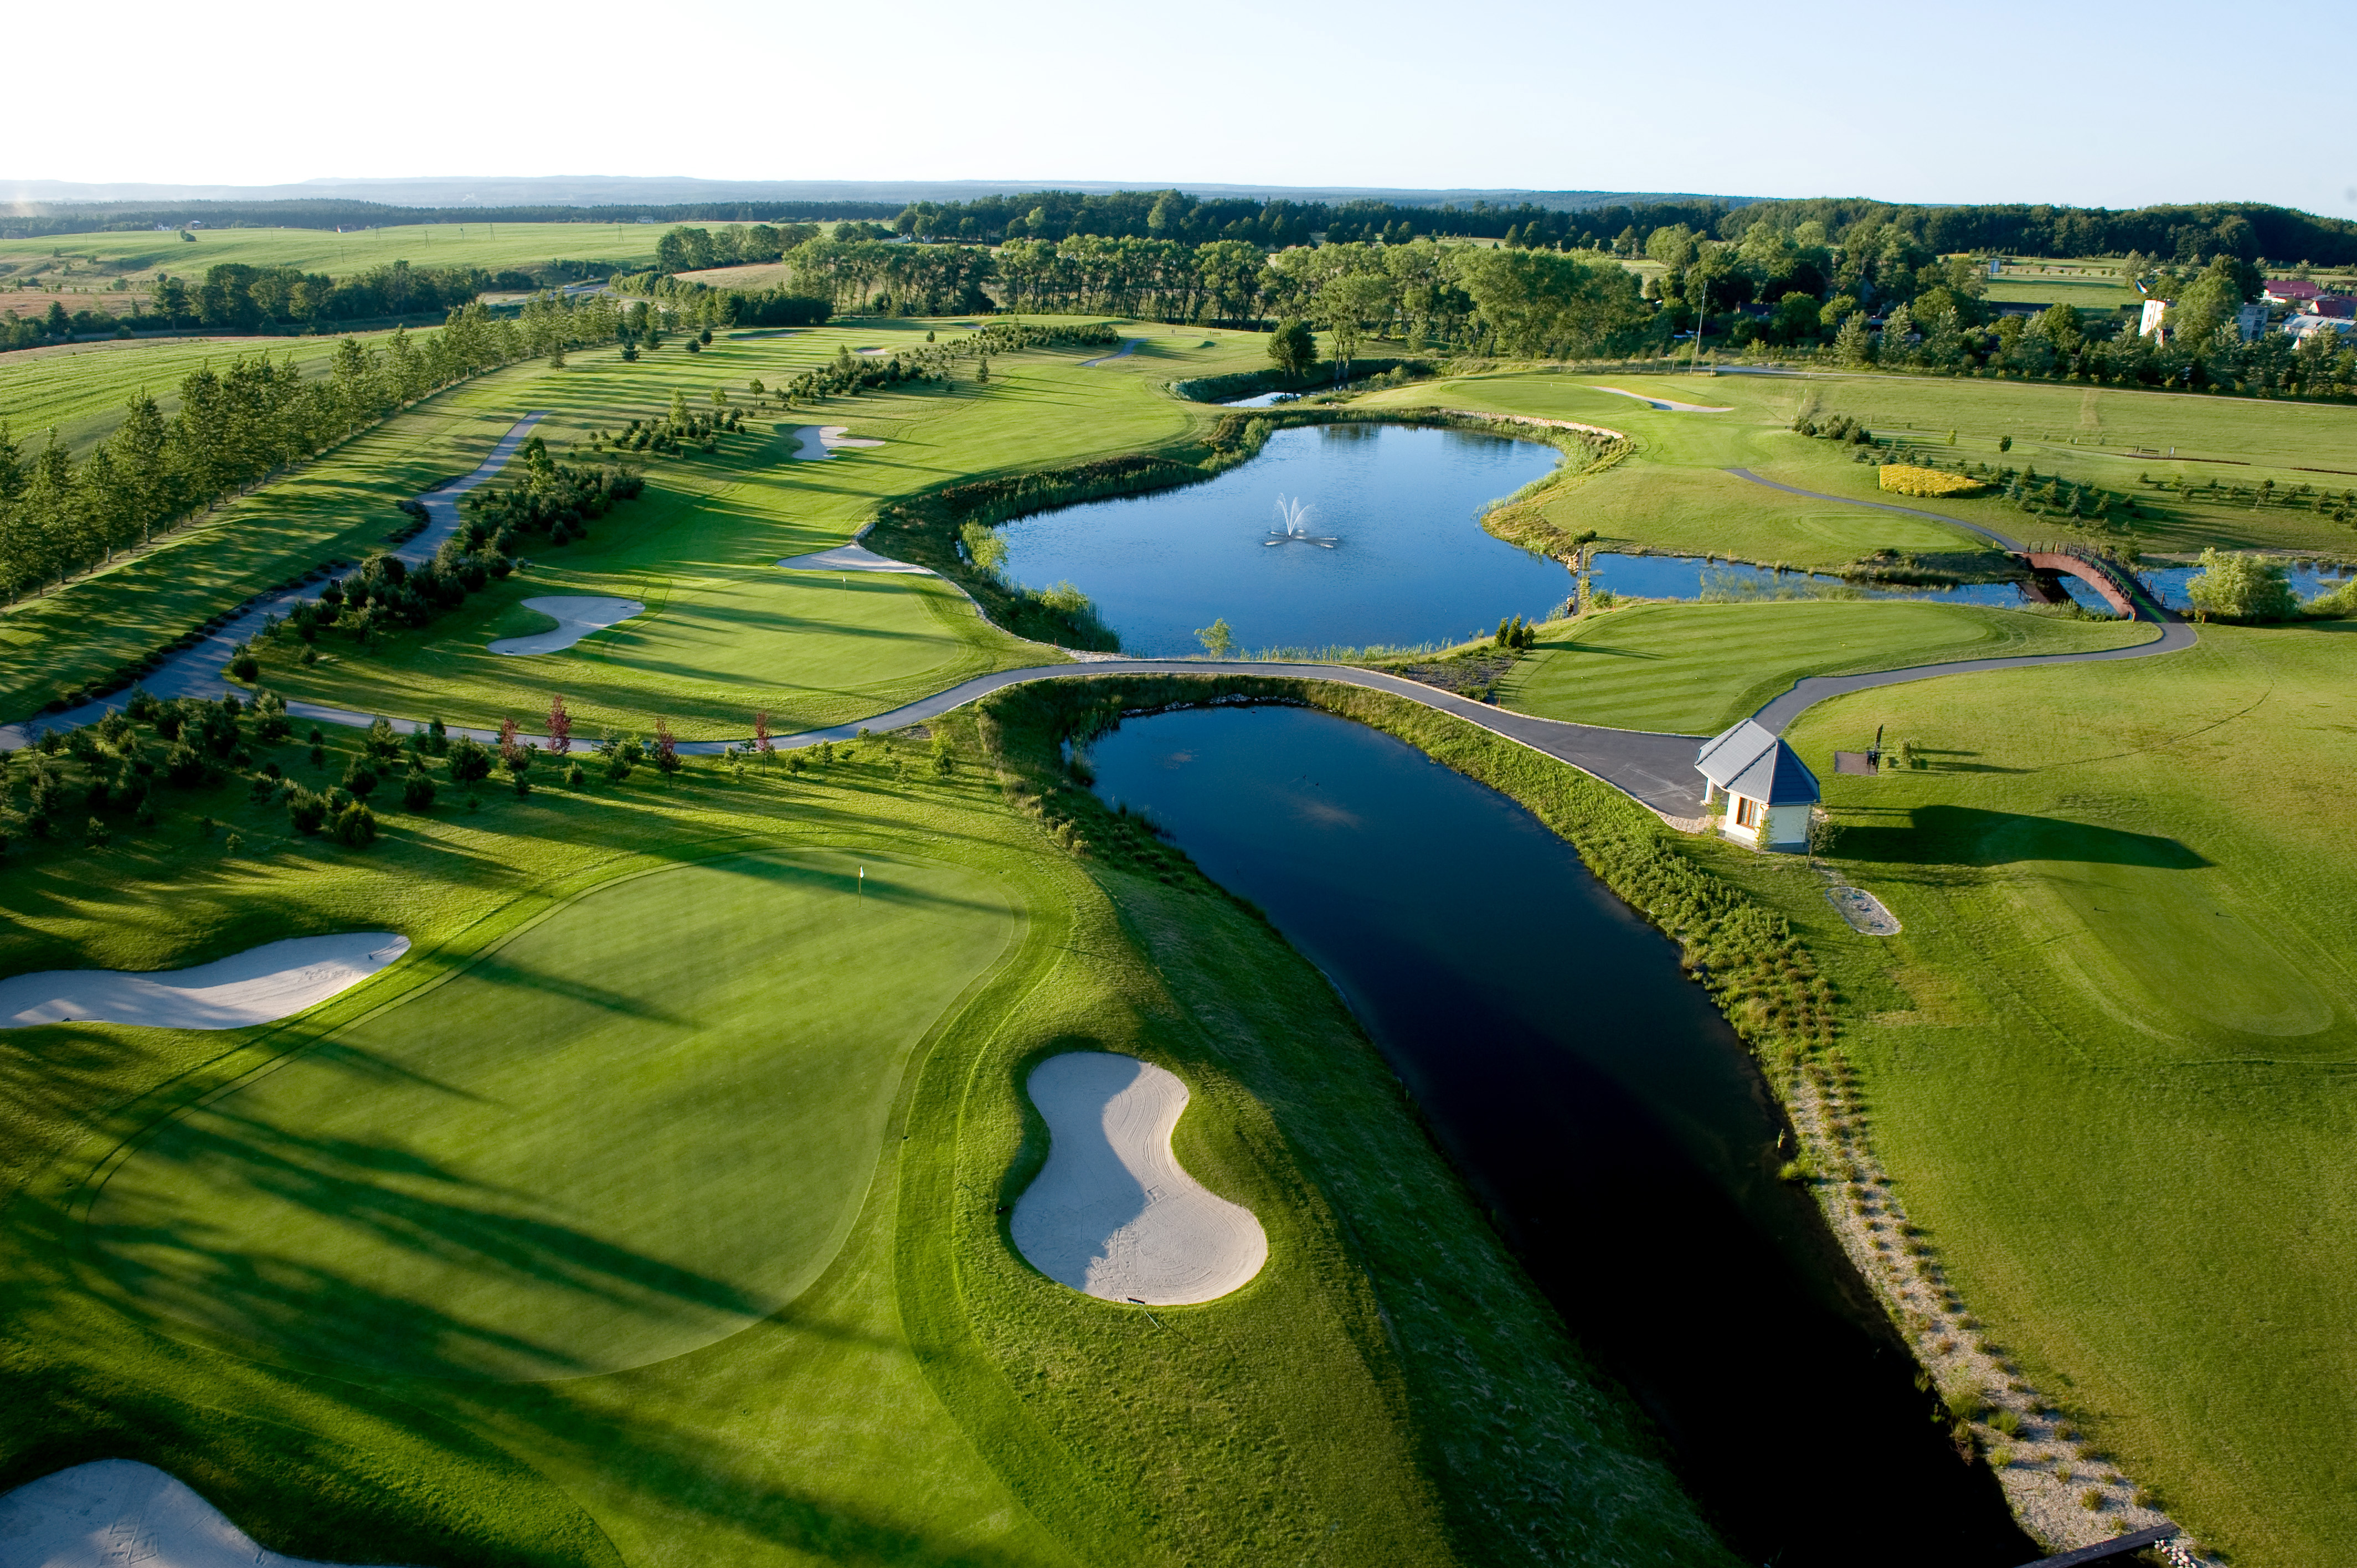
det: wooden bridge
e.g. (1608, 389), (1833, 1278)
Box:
(2016, 543), (2154, 617)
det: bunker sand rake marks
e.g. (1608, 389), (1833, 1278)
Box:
(0, 1459), (389, 1568)
(1012, 1052), (1268, 1306)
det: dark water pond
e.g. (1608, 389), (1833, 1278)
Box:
(1589, 552), (2035, 608)
(1090, 705), (2036, 1566)
(998, 424), (1567, 655)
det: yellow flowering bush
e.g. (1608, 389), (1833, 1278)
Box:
(1879, 464), (1989, 498)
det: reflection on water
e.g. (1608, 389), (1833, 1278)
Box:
(1588, 553), (2035, 607)
(2140, 559), (2353, 611)
(998, 424), (1567, 656)
(1090, 704), (2037, 1566)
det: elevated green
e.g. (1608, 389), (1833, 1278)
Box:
(88, 847), (1018, 1381)
(1498, 599), (2153, 735)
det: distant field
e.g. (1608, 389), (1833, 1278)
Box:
(0, 287), (140, 321)
(671, 260), (795, 290)
(1982, 276), (2139, 310)
(0, 221), (666, 287)
(0, 328), (438, 452)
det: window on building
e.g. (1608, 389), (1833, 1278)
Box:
(1735, 796), (1761, 828)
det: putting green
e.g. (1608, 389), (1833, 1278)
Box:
(85, 848), (1020, 1380)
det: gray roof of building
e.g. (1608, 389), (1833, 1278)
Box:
(1695, 719), (1821, 806)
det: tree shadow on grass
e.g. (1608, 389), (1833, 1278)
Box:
(1835, 804), (2212, 870)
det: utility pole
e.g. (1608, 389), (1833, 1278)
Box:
(1688, 275), (1709, 374)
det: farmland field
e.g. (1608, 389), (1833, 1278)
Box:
(0, 221), (666, 286)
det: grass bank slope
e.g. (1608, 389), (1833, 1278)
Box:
(1755, 621), (2357, 1567)
(1500, 599), (2153, 735)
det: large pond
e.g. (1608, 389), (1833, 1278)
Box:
(998, 424), (1567, 655)
(2142, 557), (2353, 611)
(1089, 705), (2036, 1565)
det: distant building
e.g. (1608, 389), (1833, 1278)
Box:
(2283, 314), (2356, 342)
(2262, 277), (2325, 306)
(2138, 297), (2171, 339)
(1695, 720), (1819, 853)
(2236, 302), (2271, 341)
(636, 216), (656, 224)
(2313, 295), (2355, 319)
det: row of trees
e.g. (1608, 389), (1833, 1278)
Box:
(0, 296), (622, 602)
(145, 259), (493, 332)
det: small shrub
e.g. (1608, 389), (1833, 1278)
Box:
(401, 769), (437, 811)
(332, 801), (378, 847)
(84, 816), (110, 848)
(448, 736), (493, 783)
(565, 761), (586, 789)
(1986, 1408), (2023, 1438)
(2080, 1487), (2104, 1512)
(286, 789), (328, 834)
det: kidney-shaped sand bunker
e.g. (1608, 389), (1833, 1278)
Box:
(1011, 1052), (1267, 1305)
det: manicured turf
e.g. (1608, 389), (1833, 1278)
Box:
(0, 697), (1723, 1566)
(88, 847), (1018, 1380)
(1497, 599), (2154, 735)
(0, 328), (441, 453)
(0, 223), (667, 286)
(1361, 367), (2357, 565)
(1704, 620), (2357, 1568)
(251, 324), (1277, 737)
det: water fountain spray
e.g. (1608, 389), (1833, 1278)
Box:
(1265, 493), (1338, 548)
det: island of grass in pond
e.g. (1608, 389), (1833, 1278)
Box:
(996, 423), (1567, 655)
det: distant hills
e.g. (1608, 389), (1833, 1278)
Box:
(2, 175), (1755, 214)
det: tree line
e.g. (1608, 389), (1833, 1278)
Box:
(0, 198), (904, 241)
(0, 295), (625, 604)
(143, 259), (491, 331)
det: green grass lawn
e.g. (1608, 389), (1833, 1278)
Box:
(1497, 599), (2154, 734)
(253, 326), (1278, 737)
(1, 619), (1725, 1565)
(1360, 367), (2357, 566)
(1700, 620), (2357, 1568)
(0, 223), (667, 287)
(86, 847), (1018, 1382)
(0, 328), (446, 454)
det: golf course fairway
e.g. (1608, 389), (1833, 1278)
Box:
(86, 848), (1021, 1380)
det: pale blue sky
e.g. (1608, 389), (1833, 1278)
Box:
(17, 0), (2354, 218)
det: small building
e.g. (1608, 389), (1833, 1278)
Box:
(2236, 302), (2271, 341)
(2138, 297), (2171, 339)
(2283, 313), (2356, 342)
(2262, 278), (2324, 306)
(1695, 720), (1820, 853)
(2313, 294), (2355, 319)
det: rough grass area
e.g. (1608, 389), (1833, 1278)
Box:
(1497, 599), (2153, 735)
(0, 328), (444, 453)
(1748, 621), (2357, 1568)
(0, 682), (1730, 1565)
(1359, 368), (2357, 564)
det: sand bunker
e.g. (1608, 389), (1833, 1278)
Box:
(0, 933), (410, 1030)
(784, 424), (885, 460)
(775, 544), (933, 574)
(0, 1459), (383, 1568)
(1011, 1053), (1267, 1306)
(487, 595), (645, 656)
(1592, 385), (1733, 413)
